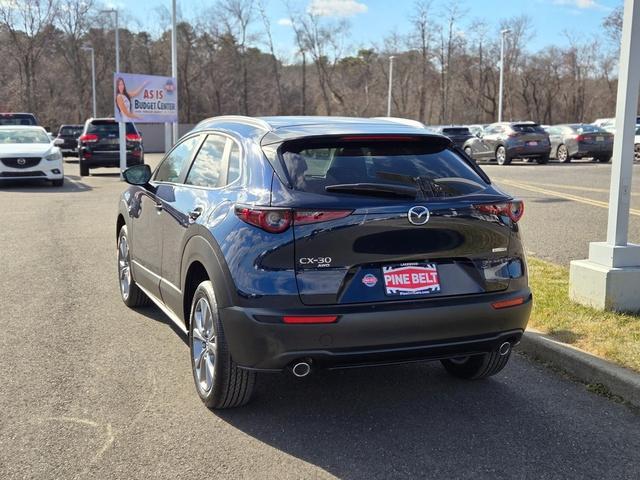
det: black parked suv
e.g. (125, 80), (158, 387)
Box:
(54, 124), (83, 157)
(463, 122), (551, 165)
(0, 112), (38, 126)
(116, 116), (531, 409)
(78, 118), (144, 176)
(430, 125), (474, 148)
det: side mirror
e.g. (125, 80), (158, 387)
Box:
(476, 132), (483, 138)
(53, 138), (64, 146)
(123, 164), (152, 186)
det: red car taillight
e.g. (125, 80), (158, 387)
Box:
(576, 134), (585, 142)
(126, 133), (142, 142)
(235, 207), (353, 233)
(79, 133), (98, 143)
(474, 201), (524, 223)
(294, 210), (353, 225)
(235, 207), (292, 233)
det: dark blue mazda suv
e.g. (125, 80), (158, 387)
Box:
(116, 116), (531, 409)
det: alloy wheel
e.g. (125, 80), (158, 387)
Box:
(557, 145), (568, 162)
(192, 297), (217, 394)
(496, 147), (506, 165)
(118, 235), (131, 300)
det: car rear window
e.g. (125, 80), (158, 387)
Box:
(0, 114), (37, 126)
(572, 124), (605, 134)
(280, 138), (489, 199)
(442, 128), (470, 135)
(60, 126), (83, 136)
(87, 121), (137, 136)
(512, 123), (546, 133)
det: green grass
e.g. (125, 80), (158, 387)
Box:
(528, 257), (640, 372)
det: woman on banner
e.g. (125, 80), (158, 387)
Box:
(115, 77), (149, 120)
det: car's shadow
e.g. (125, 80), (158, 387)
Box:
(134, 304), (188, 346)
(0, 175), (92, 193)
(214, 356), (640, 478)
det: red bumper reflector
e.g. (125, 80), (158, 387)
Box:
(283, 315), (338, 324)
(491, 297), (526, 310)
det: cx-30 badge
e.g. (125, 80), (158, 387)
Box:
(17, 158), (26, 166)
(407, 206), (430, 225)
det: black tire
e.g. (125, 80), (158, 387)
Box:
(536, 155), (549, 164)
(596, 156), (611, 163)
(79, 159), (90, 177)
(189, 281), (255, 409)
(634, 145), (640, 162)
(52, 178), (64, 187)
(496, 145), (511, 165)
(556, 144), (570, 163)
(117, 225), (150, 308)
(441, 349), (511, 380)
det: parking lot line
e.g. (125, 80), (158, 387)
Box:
(493, 180), (640, 197)
(497, 179), (640, 217)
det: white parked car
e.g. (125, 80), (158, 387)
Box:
(0, 126), (64, 186)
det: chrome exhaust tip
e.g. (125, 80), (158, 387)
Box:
(291, 361), (312, 378)
(499, 342), (511, 356)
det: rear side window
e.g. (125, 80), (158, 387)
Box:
(155, 135), (202, 183)
(185, 134), (227, 188)
(280, 139), (488, 199)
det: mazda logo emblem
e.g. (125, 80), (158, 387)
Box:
(17, 158), (26, 165)
(407, 206), (430, 225)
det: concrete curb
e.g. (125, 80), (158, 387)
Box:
(518, 329), (640, 408)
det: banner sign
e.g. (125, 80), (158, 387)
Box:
(114, 73), (177, 123)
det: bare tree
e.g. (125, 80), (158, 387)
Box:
(220, 0), (255, 115)
(0, 0), (58, 112)
(258, 0), (284, 114)
(411, 0), (433, 123)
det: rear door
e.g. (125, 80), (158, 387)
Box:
(276, 136), (518, 306)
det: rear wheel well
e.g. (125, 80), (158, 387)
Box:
(183, 261), (210, 329)
(116, 215), (126, 243)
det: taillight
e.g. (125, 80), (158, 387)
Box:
(126, 133), (142, 142)
(294, 210), (352, 225)
(235, 207), (292, 233)
(475, 201), (524, 223)
(79, 133), (98, 143)
(576, 134), (585, 142)
(235, 207), (353, 232)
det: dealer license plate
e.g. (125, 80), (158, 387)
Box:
(382, 263), (441, 296)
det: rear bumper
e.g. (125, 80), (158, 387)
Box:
(220, 289), (532, 371)
(81, 152), (143, 168)
(570, 146), (613, 158)
(507, 146), (551, 158)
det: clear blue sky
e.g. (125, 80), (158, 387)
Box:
(116, 0), (620, 56)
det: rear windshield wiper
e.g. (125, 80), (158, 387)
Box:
(375, 171), (444, 198)
(325, 183), (418, 199)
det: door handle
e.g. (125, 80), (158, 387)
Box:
(188, 206), (203, 222)
(154, 202), (163, 211)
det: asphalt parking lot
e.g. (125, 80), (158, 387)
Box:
(1, 155), (640, 479)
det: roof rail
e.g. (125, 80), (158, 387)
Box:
(198, 115), (272, 131)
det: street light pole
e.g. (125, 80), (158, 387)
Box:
(387, 55), (395, 117)
(498, 29), (510, 123)
(81, 46), (96, 118)
(171, 0), (178, 144)
(102, 8), (125, 179)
